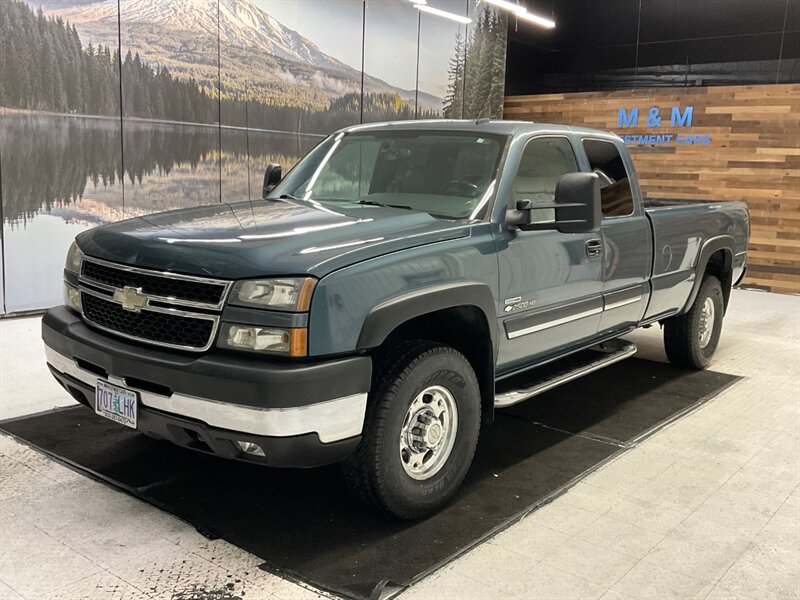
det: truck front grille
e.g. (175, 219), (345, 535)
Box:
(82, 293), (216, 350)
(82, 260), (227, 307)
(78, 258), (230, 351)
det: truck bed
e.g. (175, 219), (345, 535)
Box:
(642, 197), (749, 319)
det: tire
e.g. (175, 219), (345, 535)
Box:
(342, 340), (481, 519)
(664, 275), (724, 369)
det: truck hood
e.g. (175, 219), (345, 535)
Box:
(76, 198), (471, 279)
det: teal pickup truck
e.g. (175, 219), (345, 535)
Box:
(43, 120), (748, 518)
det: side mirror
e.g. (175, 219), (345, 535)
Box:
(262, 164), (282, 198)
(505, 172), (601, 234)
(553, 172), (601, 233)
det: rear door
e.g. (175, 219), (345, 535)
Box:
(580, 138), (651, 334)
(495, 135), (604, 373)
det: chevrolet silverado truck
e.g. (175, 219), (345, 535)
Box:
(43, 120), (748, 518)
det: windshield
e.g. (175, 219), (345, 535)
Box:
(271, 130), (507, 220)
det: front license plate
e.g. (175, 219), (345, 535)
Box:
(95, 380), (138, 429)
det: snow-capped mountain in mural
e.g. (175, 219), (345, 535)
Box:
(54, 0), (351, 73)
(44, 0), (442, 109)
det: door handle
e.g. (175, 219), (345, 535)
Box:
(586, 239), (603, 258)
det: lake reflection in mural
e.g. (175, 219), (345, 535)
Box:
(0, 113), (317, 312)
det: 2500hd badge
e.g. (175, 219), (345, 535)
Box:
(504, 297), (536, 313)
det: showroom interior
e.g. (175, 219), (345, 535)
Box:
(0, 0), (798, 597)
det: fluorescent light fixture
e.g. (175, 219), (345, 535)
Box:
(480, 0), (556, 29)
(415, 3), (472, 24)
(516, 10), (556, 28)
(407, 0), (426, 3)
(482, 0), (525, 14)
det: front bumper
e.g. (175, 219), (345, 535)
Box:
(42, 306), (372, 467)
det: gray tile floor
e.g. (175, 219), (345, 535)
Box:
(0, 288), (798, 599)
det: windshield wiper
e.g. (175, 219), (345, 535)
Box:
(356, 200), (413, 210)
(276, 193), (301, 201)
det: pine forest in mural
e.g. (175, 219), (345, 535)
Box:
(443, 10), (508, 120)
(0, 0), (450, 130)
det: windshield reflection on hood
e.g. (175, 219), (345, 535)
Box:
(158, 218), (376, 245)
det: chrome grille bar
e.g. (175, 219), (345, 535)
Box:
(80, 256), (231, 311)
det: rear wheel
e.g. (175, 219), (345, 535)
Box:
(663, 275), (724, 369)
(342, 341), (481, 519)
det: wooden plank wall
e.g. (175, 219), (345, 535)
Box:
(504, 84), (800, 294)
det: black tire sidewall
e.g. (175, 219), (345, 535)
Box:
(378, 350), (480, 516)
(690, 277), (724, 366)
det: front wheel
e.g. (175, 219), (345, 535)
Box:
(342, 341), (481, 519)
(663, 274), (724, 369)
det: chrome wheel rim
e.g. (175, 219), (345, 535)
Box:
(699, 297), (715, 348)
(399, 385), (458, 480)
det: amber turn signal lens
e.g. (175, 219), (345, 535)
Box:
(290, 328), (308, 357)
(296, 278), (317, 312)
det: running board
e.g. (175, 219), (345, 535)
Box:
(494, 340), (638, 408)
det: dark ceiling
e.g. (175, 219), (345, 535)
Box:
(505, 0), (800, 95)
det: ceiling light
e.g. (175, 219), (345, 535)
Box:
(480, 0), (556, 29)
(415, 3), (472, 24)
(482, 0), (525, 14)
(516, 10), (556, 28)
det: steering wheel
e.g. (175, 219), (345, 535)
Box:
(439, 179), (480, 197)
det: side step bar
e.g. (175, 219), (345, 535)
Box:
(494, 340), (637, 408)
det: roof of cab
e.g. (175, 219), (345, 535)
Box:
(338, 119), (619, 140)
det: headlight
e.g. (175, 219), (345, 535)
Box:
(229, 277), (316, 311)
(65, 241), (84, 274)
(218, 323), (307, 356)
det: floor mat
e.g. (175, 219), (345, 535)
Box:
(0, 359), (739, 600)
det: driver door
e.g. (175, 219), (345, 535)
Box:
(494, 135), (604, 373)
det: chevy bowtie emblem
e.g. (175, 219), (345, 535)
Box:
(113, 286), (148, 312)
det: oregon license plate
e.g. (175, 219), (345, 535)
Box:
(95, 380), (138, 429)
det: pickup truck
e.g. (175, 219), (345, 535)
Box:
(43, 120), (748, 518)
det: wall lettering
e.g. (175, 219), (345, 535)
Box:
(616, 105), (708, 145)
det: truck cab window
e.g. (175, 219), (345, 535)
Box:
(275, 131), (506, 220)
(582, 139), (634, 217)
(512, 137), (579, 222)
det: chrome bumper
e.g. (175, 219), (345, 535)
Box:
(45, 346), (367, 444)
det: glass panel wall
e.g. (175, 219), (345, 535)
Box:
(0, 0), (506, 314)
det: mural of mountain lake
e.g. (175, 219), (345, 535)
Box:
(0, 113), (320, 313)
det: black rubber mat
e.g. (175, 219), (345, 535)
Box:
(0, 359), (738, 600)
